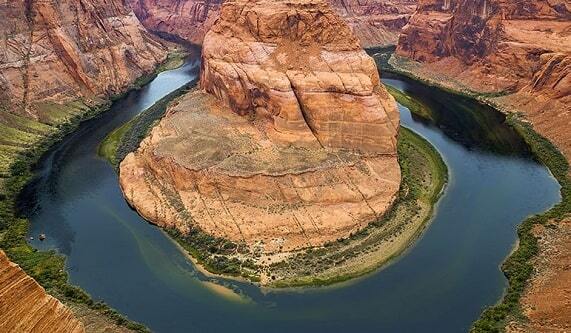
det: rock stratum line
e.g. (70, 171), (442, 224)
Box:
(0, 250), (84, 333)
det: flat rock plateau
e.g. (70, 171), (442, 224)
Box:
(120, 0), (401, 258)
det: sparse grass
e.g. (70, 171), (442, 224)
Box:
(98, 121), (133, 166)
(132, 50), (188, 90)
(99, 84), (193, 167)
(385, 85), (433, 121)
(268, 127), (447, 287)
(471, 115), (570, 333)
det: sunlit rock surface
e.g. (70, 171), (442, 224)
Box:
(120, 0), (401, 254)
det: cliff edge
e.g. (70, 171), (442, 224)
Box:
(119, 0), (401, 257)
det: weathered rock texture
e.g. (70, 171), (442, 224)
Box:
(396, 0), (571, 164)
(396, 1), (571, 330)
(0, 0), (168, 119)
(127, 0), (223, 45)
(120, 0), (400, 254)
(331, 0), (417, 46)
(0, 251), (84, 333)
(506, 219), (571, 333)
(127, 0), (417, 47)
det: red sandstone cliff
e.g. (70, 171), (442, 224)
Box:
(0, 0), (168, 120)
(127, 0), (417, 46)
(396, 1), (571, 330)
(0, 251), (84, 333)
(396, 0), (571, 163)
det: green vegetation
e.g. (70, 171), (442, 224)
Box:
(168, 228), (258, 279)
(99, 84), (193, 167)
(471, 115), (570, 333)
(0, 105), (150, 332)
(132, 50), (188, 89)
(385, 84), (433, 121)
(268, 127), (448, 287)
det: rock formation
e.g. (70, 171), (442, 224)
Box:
(127, 0), (417, 47)
(120, 0), (400, 255)
(0, 0), (168, 119)
(396, 0), (571, 163)
(0, 251), (84, 333)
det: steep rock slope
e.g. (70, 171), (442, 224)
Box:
(331, 0), (417, 46)
(0, 251), (84, 333)
(0, 0), (167, 183)
(0, 0), (168, 118)
(396, 0), (571, 330)
(127, 0), (417, 46)
(127, 0), (223, 44)
(120, 0), (400, 255)
(396, 0), (571, 162)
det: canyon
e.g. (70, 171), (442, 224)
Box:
(0, 0), (168, 331)
(0, 0), (167, 181)
(0, 0), (568, 331)
(119, 0), (401, 263)
(396, 0), (571, 166)
(127, 0), (417, 47)
(394, 0), (571, 331)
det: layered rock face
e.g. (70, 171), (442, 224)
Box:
(330, 0), (417, 46)
(0, 251), (84, 333)
(0, 0), (168, 119)
(120, 0), (400, 254)
(396, 0), (571, 164)
(127, 0), (417, 47)
(127, 0), (223, 45)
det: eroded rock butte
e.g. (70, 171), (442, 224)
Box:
(120, 0), (401, 255)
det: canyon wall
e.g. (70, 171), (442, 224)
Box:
(0, 0), (169, 184)
(127, 0), (417, 46)
(0, 0), (168, 120)
(120, 0), (400, 256)
(396, 0), (571, 164)
(0, 250), (84, 333)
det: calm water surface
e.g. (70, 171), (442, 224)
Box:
(21, 57), (561, 332)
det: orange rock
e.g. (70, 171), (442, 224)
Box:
(120, 0), (401, 255)
(201, 0), (400, 153)
(127, 0), (417, 47)
(0, 0), (168, 119)
(0, 251), (84, 333)
(396, 0), (571, 171)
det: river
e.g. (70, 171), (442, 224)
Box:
(20, 55), (560, 332)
